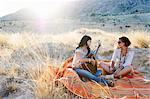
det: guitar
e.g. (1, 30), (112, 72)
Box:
(81, 40), (101, 74)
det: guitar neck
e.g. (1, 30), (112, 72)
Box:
(94, 44), (101, 56)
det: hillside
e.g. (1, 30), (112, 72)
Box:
(1, 0), (150, 20)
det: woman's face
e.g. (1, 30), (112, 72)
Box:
(117, 39), (125, 48)
(87, 40), (91, 47)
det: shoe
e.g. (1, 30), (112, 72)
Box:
(98, 77), (114, 87)
(107, 80), (114, 87)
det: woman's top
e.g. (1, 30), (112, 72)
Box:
(72, 47), (88, 68)
(111, 48), (134, 68)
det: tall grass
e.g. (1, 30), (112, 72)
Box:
(0, 33), (10, 48)
(128, 31), (150, 48)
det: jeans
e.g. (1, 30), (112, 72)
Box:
(74, 68), (108, 85)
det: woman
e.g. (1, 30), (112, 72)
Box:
(100, 36), (134, 79)
(72, 35), (113, 86)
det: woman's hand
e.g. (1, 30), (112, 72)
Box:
(119, 66), (124, 70)
(88, 59), (95, 63)
(114, 67), (122, 76)
(110, 61), (115, 68)
(90, 59), (96, 66)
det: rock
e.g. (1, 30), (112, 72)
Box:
(0, 76), (35, 99)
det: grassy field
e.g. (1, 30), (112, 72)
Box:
(0, 28), (150, 98)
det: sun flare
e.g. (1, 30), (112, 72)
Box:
(28, 0), (73, 20)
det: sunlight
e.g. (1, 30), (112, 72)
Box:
(28, 0), (72, 20)
(0, 0), (77, 17)
(26, 0), (75, 32)
(29, 5), (60, 19)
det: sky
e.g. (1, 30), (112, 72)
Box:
(0, 0), (77, 17)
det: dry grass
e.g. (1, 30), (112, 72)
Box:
(0, 33), (10, 48)
(0, 28), (150, 98)
(5, 81), (18, 96)
(0, 65), (6, 75)
(128, 31), (150, 48)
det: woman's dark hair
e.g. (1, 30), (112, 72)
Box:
(76, 35), (92, 55)
(119, 36), (131, 47)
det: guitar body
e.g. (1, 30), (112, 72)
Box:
(81, 62), (97, 74)
(80, 53), (97, 74)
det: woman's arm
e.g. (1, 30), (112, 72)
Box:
(75, 52), (95, 63)
(110, 49), (118, 68)
(110, 61), (115, 68)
